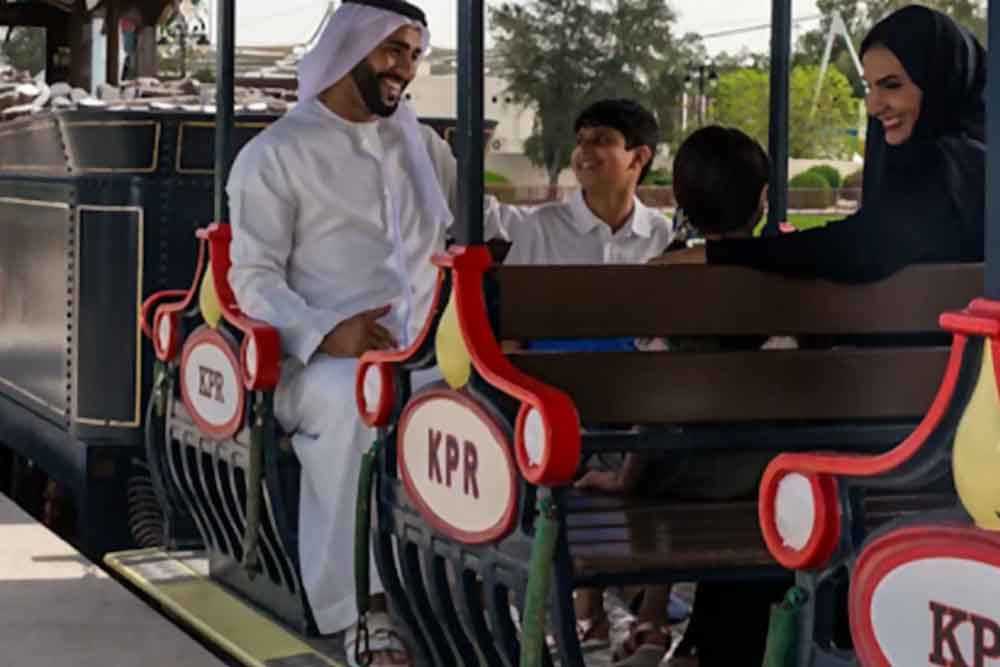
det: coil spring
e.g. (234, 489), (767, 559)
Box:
(127, 459), (165, 548)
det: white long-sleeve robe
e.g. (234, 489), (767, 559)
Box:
(227, 99), (510, 634)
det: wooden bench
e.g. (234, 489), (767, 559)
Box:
(499, 265), (973, 587)
(357, 247), (983, 667)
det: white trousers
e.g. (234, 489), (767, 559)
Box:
(275, 355), (439, 634)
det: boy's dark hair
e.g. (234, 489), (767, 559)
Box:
(574, 99), (660, 185)
(673, 126), (770, 235)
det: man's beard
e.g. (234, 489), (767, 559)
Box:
(350, 59), (406, 118)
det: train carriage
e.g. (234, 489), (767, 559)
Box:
(1, 1), (998, 666)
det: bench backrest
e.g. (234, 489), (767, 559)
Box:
(495, 264), (983, 424)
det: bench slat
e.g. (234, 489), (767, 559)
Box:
(512, 347), (949, 424)
(497, 264), (982, 339)
(567, 492), (955, 576)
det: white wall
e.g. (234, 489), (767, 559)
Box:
(406, 74), (535, 156)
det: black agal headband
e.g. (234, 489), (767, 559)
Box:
(344, 0), (427, 27)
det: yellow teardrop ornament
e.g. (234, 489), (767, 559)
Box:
(199, 263), (223, 329)
(953, 341), (1000, 531)
(435, 292), (472, 390)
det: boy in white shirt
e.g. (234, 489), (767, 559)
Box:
(504, 99), (674, 266)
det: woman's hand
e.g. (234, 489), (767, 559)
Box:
(648, 246), (707, 265)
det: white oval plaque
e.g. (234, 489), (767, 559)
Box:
(398, 389), (517, 544)
(853, 527), (1000, 667)
(180, 326), (245, 441)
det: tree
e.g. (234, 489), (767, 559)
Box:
(795, 0), (866, 70)
(2, 28), (46, 76)
(796, 0), (987, 88)
(865, 0), (986, 42)
(789, 66), (859, 158)
(712, 65), (858, 159)
(711, 68), (770, 149)
(491, 0), (697, 186)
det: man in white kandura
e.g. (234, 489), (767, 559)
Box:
(227, 0), (511, 663)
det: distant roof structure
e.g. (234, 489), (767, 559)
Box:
(234, 2), (495, 88)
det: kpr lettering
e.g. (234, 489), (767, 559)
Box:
(929, 601), (1000, 667)
(427, 428), (480, 498)
(198, 366), (224, 403)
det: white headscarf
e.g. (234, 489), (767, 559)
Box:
(298, 1), (451, 233)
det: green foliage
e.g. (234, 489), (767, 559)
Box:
(867, 0), (986, 43)
(789, 171), (830, 189)
(2, 28), (45, 76)
(485, 170), (510, 184)
(843, 169), (864, 188)
(806, 164), (842, 188)
(796, 0), (986, 92)
(790, 66), (858, 158)
(789, 171), (836, 209)
(491, 0), (703, 185)
(191, 67), (216, 83)
(643, 168), (672, 186)
(841, 168), (864, 201)
(712, 65), (858, 159)
(753, 213), (837, 236)
(789, 213), (838, 230)
(711, 67), (770, 148)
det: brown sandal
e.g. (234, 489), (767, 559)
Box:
(576, 615), (611, 652)
(612, 621), (671, 666)
(345, 612), (411, 666)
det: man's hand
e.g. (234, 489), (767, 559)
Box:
(318, 305), (399, 358)
(648, 245), (707, 265)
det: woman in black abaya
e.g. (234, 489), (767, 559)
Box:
(666, 7), (987, 666)
(666, 5), (986, 282)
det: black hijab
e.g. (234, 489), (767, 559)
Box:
(707, 4), (987, 282)
(860, 5), (985, 223)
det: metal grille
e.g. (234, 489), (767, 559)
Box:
(164, 399), (306, 617)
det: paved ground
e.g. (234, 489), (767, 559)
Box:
(0, 493), (223, 666)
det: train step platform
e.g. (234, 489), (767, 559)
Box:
(0, 492), (221, 666)
(105, 549), (344, 667)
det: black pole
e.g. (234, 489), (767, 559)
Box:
(767, 0), (791, 235)
(456, 0), (485, 246)
(214, 0), (235, 222)
(986, 0), (1000, 298)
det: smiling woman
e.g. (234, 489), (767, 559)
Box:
(862, 46), (923, 146)
(691, 5), (987, 285)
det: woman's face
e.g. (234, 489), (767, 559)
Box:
(863, 45), (923, 145)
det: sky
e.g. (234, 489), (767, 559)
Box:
(229, 0), (822, 55)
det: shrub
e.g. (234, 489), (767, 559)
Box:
(788, 170), (835, 209)
(789, 171), (828, 188)
(805, 164), (842, 189)
(485, 170), (510, 184)
(643, 168), (672, 186)
(841, 168), (864, 202)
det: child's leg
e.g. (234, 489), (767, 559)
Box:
(573, 587), (610, 644)
(613, 585), (672, 664)
(634, 585), (671, 640)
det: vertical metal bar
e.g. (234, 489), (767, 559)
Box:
(105, 0), (120, 86)
(767, 0), (792, 235)
(456, 0), (485, 246)
(987, 0), (1000, 298)
(214, 0), (235, 222)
